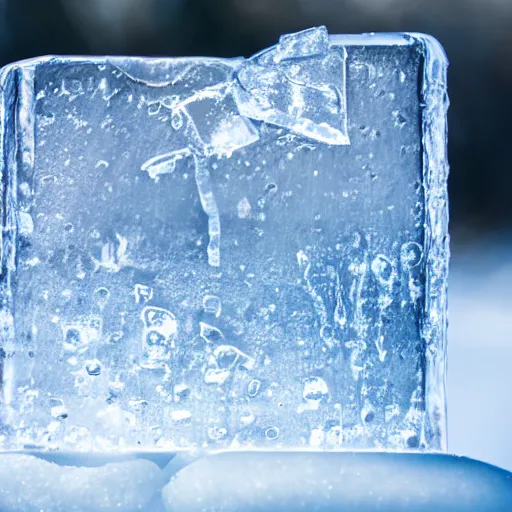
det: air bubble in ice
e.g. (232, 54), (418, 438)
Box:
(240, 410), (255, 427)
(94, 287), (110, 308)
(205, 345), (254, 385)
(140, 306), (177, 368)
(237, 197), (252, 219)
(371, 254), (396, 287)
(200, 322), (225, 344)
(174, 383), (190, 402)
(265, 426), (279, 440)
(400, 241), (423, 269)
(202, 295), (222, 317)
(301, 376), (329, 410)
(134, 283), (154, 304)
(247, 379), (261, 397)
(208, 426), (227, 440)
(85, 359), (102, 376)
(63, 327), (83, 352)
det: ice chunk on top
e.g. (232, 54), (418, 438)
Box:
(177, 85), (260, 157)
(274, 26), (330, 62)
(233, 34), (349, 145)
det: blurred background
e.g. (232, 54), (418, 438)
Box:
(1, 0), (511, 469)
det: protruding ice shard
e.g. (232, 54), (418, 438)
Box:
(177, 86), (260, 157)
(274, 26), (330, 62)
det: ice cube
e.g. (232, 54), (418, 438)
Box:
(0, 30), (448, 451)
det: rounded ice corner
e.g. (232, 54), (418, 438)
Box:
(404, 32), (449, 66)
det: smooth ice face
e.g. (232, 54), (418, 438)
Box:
(0, 28), (449, 451)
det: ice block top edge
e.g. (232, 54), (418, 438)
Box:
(0, 32), (449, 76)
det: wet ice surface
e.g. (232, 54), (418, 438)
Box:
(0, 451), (510, 512)
(0, 28), (448, 451)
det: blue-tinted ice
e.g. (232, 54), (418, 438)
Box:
(0, 28), (449, 453)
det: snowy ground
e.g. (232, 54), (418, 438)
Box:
(448, 236), (512, 471)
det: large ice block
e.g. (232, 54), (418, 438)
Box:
(0, 28), (449, 451)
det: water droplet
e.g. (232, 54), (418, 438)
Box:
(265, 426), (279, 440)
(94, 287), (110, 308)
(247, 379), (261, 397)
(85, 359), (102, 376)
(200, 322), (224, 344)
(202, 295), (221, 317)
(237, 197), (252, 219)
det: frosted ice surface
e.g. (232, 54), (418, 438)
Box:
(0, 29), (449, 451)
(0, 454), (163, 512)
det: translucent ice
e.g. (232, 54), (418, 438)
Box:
(274, 26), (330, 61)
(233, 27), (349, 145)
(0, 29), (448, 451)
